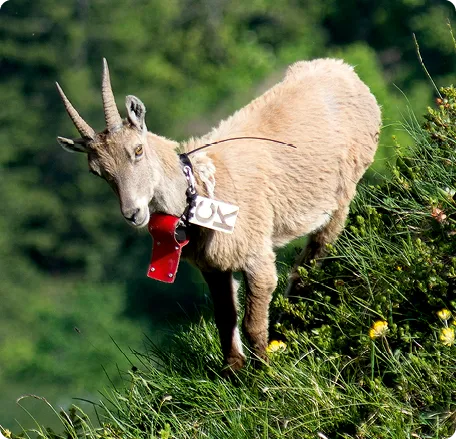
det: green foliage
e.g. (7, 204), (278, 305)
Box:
(14, 325), (456, 438)
(271, 87), (456, 436)
(424, 86), (456, 143)
(276, 85), (456, 351)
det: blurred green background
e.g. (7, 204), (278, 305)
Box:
(0, 0), (455, 430)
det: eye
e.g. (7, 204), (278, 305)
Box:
(134, 145), (143, 157)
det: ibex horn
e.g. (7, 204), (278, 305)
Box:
(102, 58), (123, 131)
(56, 82), (96, 140)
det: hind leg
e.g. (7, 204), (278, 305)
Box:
(286, 204), (350, 297)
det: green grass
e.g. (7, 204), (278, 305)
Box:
(7, 316), (454, 438)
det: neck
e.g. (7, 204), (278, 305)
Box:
(147, 133), (188, 217)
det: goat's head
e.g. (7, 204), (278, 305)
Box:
(57, 59), (157, 228)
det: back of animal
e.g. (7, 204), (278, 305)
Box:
(197, 58), (381, 245)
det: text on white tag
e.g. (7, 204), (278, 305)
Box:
(189, 195), (239, 234)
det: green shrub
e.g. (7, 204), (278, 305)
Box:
(272, 86), (456, 436)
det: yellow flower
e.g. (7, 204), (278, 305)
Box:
(440, 327), (455, 346)
(369, 320), (388, 339)
(266, 340), (287, 354)
(437, 308), (452, 321)
(2, 430), (11, 439)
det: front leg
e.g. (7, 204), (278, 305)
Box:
(202, 270), (245, 373)
(242, 250), (278, 363)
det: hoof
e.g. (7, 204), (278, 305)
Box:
(221, 355), (245, 377)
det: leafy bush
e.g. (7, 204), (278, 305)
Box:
(272, 85), (456, 436)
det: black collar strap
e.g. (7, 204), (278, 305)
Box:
(179, 153), (198, 225)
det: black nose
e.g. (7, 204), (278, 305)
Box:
(123, 208), (140, 223)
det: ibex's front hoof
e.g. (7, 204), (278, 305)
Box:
(221, 355), (246, 378)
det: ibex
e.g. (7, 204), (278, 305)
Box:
(57, 58), (381, 372)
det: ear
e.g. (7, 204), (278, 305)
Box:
(57, 136), (88, 153)
(126, 95), (147, 132)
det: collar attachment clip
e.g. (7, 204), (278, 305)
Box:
(179, 153), (198, 225)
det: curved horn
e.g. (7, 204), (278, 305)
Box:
(56, 82), (96, 140)
(102, 58), (123, 131)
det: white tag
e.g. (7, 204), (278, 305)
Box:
(189, 195), (239, 234)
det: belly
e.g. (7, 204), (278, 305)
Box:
(272, 209), (334, 248)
